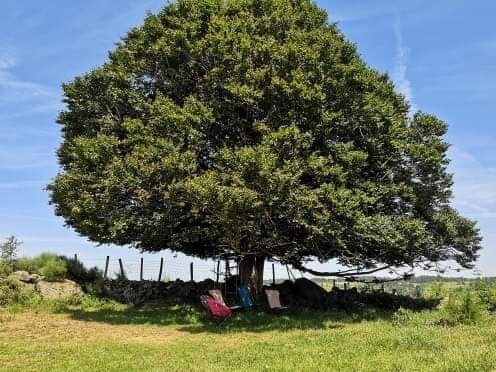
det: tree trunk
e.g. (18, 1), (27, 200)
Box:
(238, 255), (265, 299)
(239, 255), (255, 287)
(253, 256), (265, 299)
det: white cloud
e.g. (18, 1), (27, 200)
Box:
(447, 147), (496, 275)
(393, 15), (417, 113)
(0, 57), (15, 69)
(449, 147), (496, 220)
(452, 168), (496, 220)
(0, 55), (59, 107)
(328, 2), (401, 24)
(449, 146), (481, 169)
(0, 70), (55, 104)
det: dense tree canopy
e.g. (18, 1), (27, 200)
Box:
(49, 0), (481, 286)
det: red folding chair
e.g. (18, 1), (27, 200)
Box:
(200, 295), (233, 325)
(208, 289), (242, 311)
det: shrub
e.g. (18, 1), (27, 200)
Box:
(0, 262), (13, 278)
(2, 253), (68, 282)
(6, 252), (107, 284)
(470, 279), (496, 312)
(14, 257), (37, 273)
(59, 256), (104, 294)
(84, 277), (105, 296)
(342, 289), (439, 312)
(38, 257), (67, 281)
(59, 256), (103, 284)
(440, 290), (488, 325)
(33, 252), (59, 268)
(425, 281), (446, 300)
(392, 307), (413, 326)
(0, 278), (38, 306)
(392, 307), (439, 327)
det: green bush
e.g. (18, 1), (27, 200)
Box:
(0, 278), (38, 306)
(2, 253), (69, 282)
(14, 257), (37, 273)
(60, 256), (103, 284)
(470, 279), (496, 312)
(392, 307), (413, 326)
(58, 256), (105, 295)
(7, 252), (106, 285)
(0, 262), (13, 278)
(440, 290), (488, 325)
(425, 281), (446, 300)
(38, 257), (67, 281)
(82, 277), (105, 296)
(33, 252), (59, 268)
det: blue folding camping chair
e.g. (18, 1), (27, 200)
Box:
(238, 285), (255, 310)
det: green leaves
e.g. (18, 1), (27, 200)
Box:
(50, 0), (481, 273)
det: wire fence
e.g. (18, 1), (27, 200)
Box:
(77, 255), (299, 283)
(74, 254), (403, 293)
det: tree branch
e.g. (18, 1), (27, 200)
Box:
(345, 273), (414, 284)
(292, 263), (392, 277)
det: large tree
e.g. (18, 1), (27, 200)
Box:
(49, 0), (481, 294)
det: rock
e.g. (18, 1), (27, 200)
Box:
(195, 279), (215, 297)
(294, 278), (328, 305)
(9, 271), (43, 284)
(6, 277), (37, 293)
(274, 280), (296, 296)
(27, 274), (43, 283)
(265, 280), (296, 305)
(36, 279), (83, 299)
(30, 274), (42, 282)
(9, 271), (30, 282)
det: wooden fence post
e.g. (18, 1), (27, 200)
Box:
(190, 262), (194, 282)
(215, 260), (220, 286)
(118, 258), (125, 278)
(104, 256), (110, 279)
(140, 257), (144, 281)
(272, 264), (275, 285)
(158, 257), (164, 282)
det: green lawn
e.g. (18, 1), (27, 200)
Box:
(1, 302), (496, 371)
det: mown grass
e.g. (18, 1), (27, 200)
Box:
(1, 299), (496, 372)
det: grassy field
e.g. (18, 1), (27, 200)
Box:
(1, 301), (496, 372)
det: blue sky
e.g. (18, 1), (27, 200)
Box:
(0, 0), (494, 279)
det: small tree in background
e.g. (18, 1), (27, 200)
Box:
(49, 0), (481, 295)
(0, 236), (22, 267)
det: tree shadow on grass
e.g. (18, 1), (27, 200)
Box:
(66, 304), (202, 327)
(179, 307), (393, 334)
(65, 304), (394, 333)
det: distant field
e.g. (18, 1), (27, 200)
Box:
(1, 303), (496, 372)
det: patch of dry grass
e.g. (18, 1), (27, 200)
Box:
(0, 312), (184, 344)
